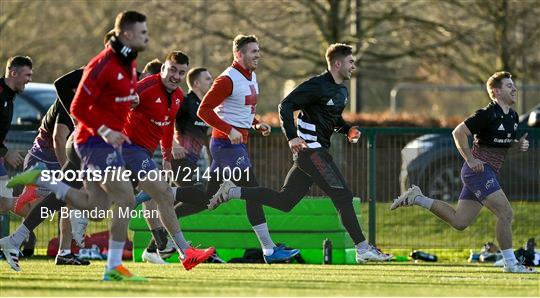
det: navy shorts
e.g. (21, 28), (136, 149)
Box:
(209, 138), (252, 171)
(459, 162), (501, 202)
(74, 136), (125, 172)
(23, 153), (61, 171)
(122, 143), (157, 179)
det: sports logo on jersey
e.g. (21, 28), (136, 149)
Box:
(236, 156), (246, 166)
(326, 98), (334, 106)
(474, 190), (482, 198)
(485, 178), (495, 190)
(155, 97), (162, 103)
(141, 158), (151, 170)
(176, 98), (181, 105)
(497, 124), (505, 131)
(105, 152), (118, 166)
(117, 72), (124, 80)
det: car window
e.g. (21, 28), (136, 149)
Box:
(11, 88), (56, 124)
(12, 95), (41, 124)
(29, 90), (57, 108)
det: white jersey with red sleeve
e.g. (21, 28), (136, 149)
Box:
(214, 66), (258, 129)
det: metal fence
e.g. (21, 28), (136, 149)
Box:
(2, 126), (539, 254)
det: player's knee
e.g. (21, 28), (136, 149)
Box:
(498, 207), (514, 224)
(151, 186), (174, 205)
(453, 222), (469, 231)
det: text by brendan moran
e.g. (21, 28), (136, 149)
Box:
(41, 207), (159, 221)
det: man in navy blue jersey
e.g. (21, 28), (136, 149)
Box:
(392, 71), (536, 274)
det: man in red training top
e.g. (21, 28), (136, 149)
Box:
(197, 34), (299, 264)
(123, 51), (215, 270)
(7, 11), (149, 281)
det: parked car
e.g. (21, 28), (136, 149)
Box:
(400, 103), (540, 201)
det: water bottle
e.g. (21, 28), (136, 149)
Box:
(323, 238), (332, 264)
(410, 250), (437, 262)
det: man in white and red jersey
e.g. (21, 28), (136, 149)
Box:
(393, 71), (536, 274)
(123, 51), (215, 270)
(197, 34), (299, 263)
(7, 11), (149, 281)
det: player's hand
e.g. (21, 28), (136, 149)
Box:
(466, 157), (484, 172)
(255, 122), (271, 136)
(172, 146), (187, 159)
(516, 133), (529, 152)
(228, 128), (243, 144)
(102, 129), (131, 148)
(347, 126), (361, 143)
(288, 137), (307, 154)
(4, 150), (24, 168)
(162, 160), (172, 172)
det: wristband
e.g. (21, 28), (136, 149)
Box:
(98, 125), (112, 138)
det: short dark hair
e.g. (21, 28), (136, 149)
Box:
(325, 43), (353, 67)
(165, 51), (189, 66)
(114, 11), (146, 33)
(142, 59), (162, 75)
(233, 34), (258, 53)
(486, 71), (512, 99)
(187, 67), (208, 89)
(5, 56), (32, 74)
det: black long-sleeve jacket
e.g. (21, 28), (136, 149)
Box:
(279, 71), (351, 149)
(0, 77), (17, 157)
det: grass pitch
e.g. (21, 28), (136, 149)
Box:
(0, 259), (538, 296)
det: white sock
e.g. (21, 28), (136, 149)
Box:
(58, 249), (71, 256)
(172, 231), (191, 252)
(252, 223), (276, 256)
(501, 248), (517, 267)
(228, 187), (241, 199)
(36, 177), (70, 201)
(355, 240), (370, 252)
(170, 187), (178, 198)
(107, 240), (125, 270)
(414, 195), (434, 209)
(10, 224), (30, 247)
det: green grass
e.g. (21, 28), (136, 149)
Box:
(0, 259), (538, 296)
(9, 202), (540, 255)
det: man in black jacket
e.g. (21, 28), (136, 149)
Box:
(0, 56), (32, 200)
(208, 43), (392, 263)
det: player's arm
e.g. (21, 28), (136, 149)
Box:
(70, 65), (106, 133)
(0, 96), (9, 158)
(279, 80), (319, 152)
(52, 109), (73, 167)
(454, 109), (487, 172)
(0, 98), (23, 167)
(71, 64), (128, 147)
(54, 68), (83, 115)
(160, 123), (174, 171)
(52, 123), (70, 167)
(197, 76), (240, 143)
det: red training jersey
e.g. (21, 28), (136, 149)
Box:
(71, 46), (138, 144)
(123, 74), (183, 161)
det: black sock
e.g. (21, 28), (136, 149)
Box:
(22, 193), (66, 231)
(149, 227), (168, 251)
